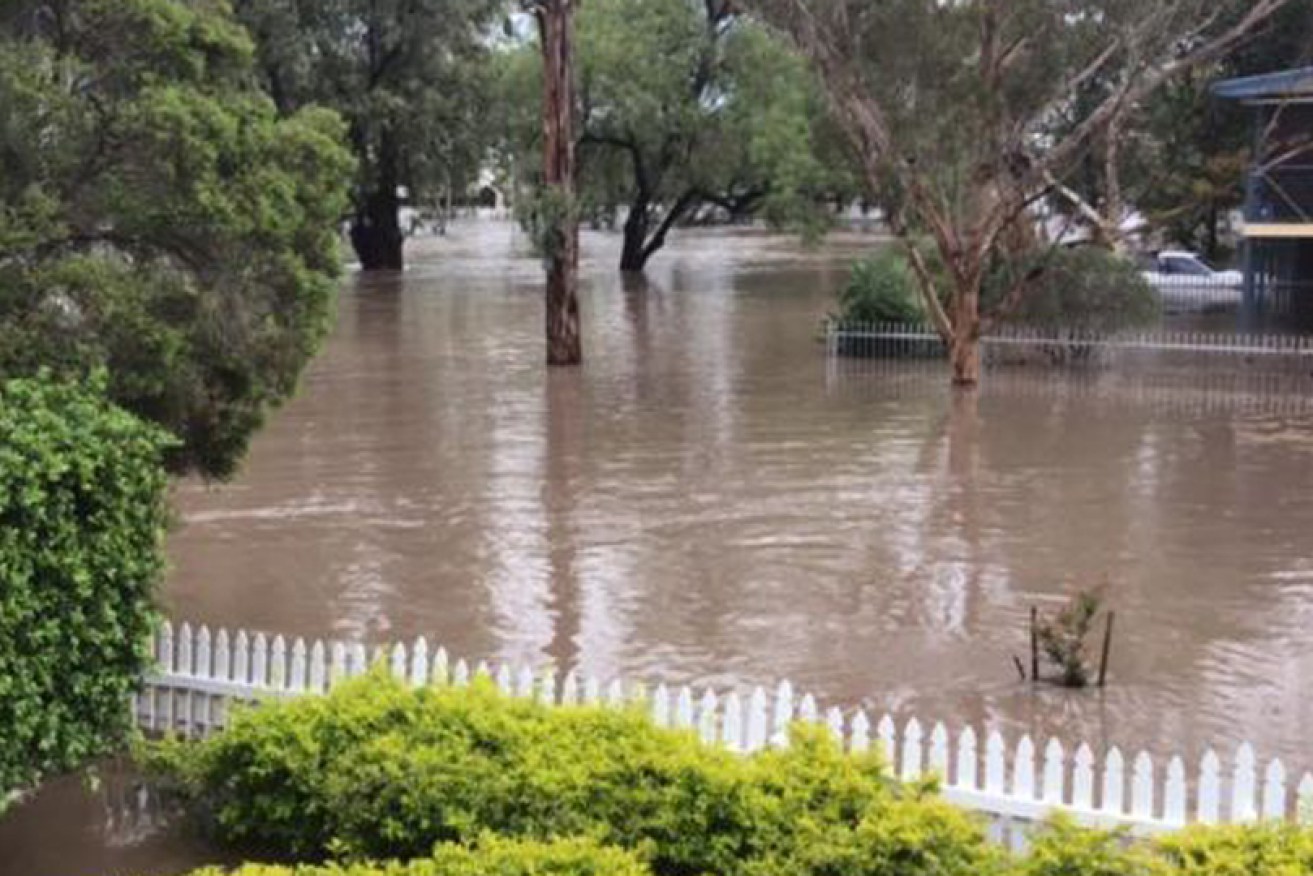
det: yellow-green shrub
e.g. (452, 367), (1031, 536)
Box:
(178, 836), (650, 876)
(1155, 822), (1313, 875)
(1021, 817), (1313, 876)
(1019, 818), (1160, 876)
(150, 673), (997, 876)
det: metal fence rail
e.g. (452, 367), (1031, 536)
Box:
(138, 621), (1313, 848)
(826, 321), (1313, 374)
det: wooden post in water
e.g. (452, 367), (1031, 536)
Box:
(1097, 611), (1116, 688)
(1030, 606), (1040, 684)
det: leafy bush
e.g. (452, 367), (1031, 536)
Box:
(835, 246), (1157, 339)
(1019, 818), (1159, 876)
(835, 250), (925, 325)
(999, 247), (1160, 335)
(177, 837), (651, 876)
(1021, 817), (1313, 876)
(0, 374), (172, 799)
(151, 673), (999, 876)
(1156, 822), (1313, 875)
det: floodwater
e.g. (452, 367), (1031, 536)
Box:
(6, 222), (1313, 875)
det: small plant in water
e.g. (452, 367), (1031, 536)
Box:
(1036, 588), (1106, 688)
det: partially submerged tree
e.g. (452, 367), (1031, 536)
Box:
(0, 0), (354, 478)
(499, 0), (846, 273)
(232, 0), (504, 271)
(753, 0), (1293, 385)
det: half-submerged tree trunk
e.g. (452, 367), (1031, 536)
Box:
(619, 199), (650, 273)
(350, 190), (405, 271)
(350, 132), (405, 271)
(536, 0), (582, 366)
(619, 190), (698, 274)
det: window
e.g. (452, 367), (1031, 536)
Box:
(1161, 256), (1212, 277)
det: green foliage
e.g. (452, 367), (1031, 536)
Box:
(0, 0), (355, 478)
(1156, 822), (1313, 875)
(1035, 589), (1106, 689)
(1024, 817), (1313, 876)
(1020, 818), (1160, 876)
(232, 0), (503, 261)
(517, 186), (579, 260)
(496, 0), (851, 270)
(836, 245), (1156, 336)
(175, 837), (652, 876)
(835, 250), (925, 325)
(151, 673), (1005, 876)
(998, 248), (1160, 336)
(0, 373), (172, 798)
(149, 674), (1313, 876)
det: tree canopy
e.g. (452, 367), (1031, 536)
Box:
(233, 0), (506, 270)
(0, 0), (354, 479)
(498, 0), (849, 273)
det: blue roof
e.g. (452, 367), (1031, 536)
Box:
(1214, 67), (1313, 101)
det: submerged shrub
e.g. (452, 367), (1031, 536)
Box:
(152, 673), (999, 876)
(177, 836), (651, 876)
(998, 247), (1160, 336)
(835, 249), (925, 325)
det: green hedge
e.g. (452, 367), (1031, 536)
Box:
(178, 837), (650, 876)
(151, 673), (1001, 876)
(1021, 817), (1313, 876)
(1, 373), (172, 800)
(152, 676), (1313, 876)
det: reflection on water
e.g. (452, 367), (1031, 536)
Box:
(0, 763), (228, 876)
(6, 222), (1313, 875)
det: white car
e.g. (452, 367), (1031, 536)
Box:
(1140, 251), (1243, 308)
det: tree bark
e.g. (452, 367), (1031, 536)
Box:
(619, 190), (698, 273)
(350, 189), (405, 271)
(537, 0), (582, 367)
(620, 198), (650, 273)
(949, 286), (982, 387)
(350, 130), (405, 271)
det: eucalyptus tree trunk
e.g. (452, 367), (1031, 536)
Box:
(536, 0), (582, 366)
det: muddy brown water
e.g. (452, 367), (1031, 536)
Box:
(5, 223), (1313, 875)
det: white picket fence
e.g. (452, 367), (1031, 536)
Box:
(137, 621), (1313, 847)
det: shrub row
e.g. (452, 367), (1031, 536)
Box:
(152, 674), (1313, 876)
(834, 245), (1159, 335)
(179, 837), (649, 876)
(151, 672), (1002, 875)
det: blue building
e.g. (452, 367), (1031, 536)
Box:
(1214, 68), (1313, 310)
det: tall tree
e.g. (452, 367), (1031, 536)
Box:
(528, 0), (583, 365)
(0, 0), (354, 478)
(753, 0), (1292, 386)
(232, 0), (504, 271)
